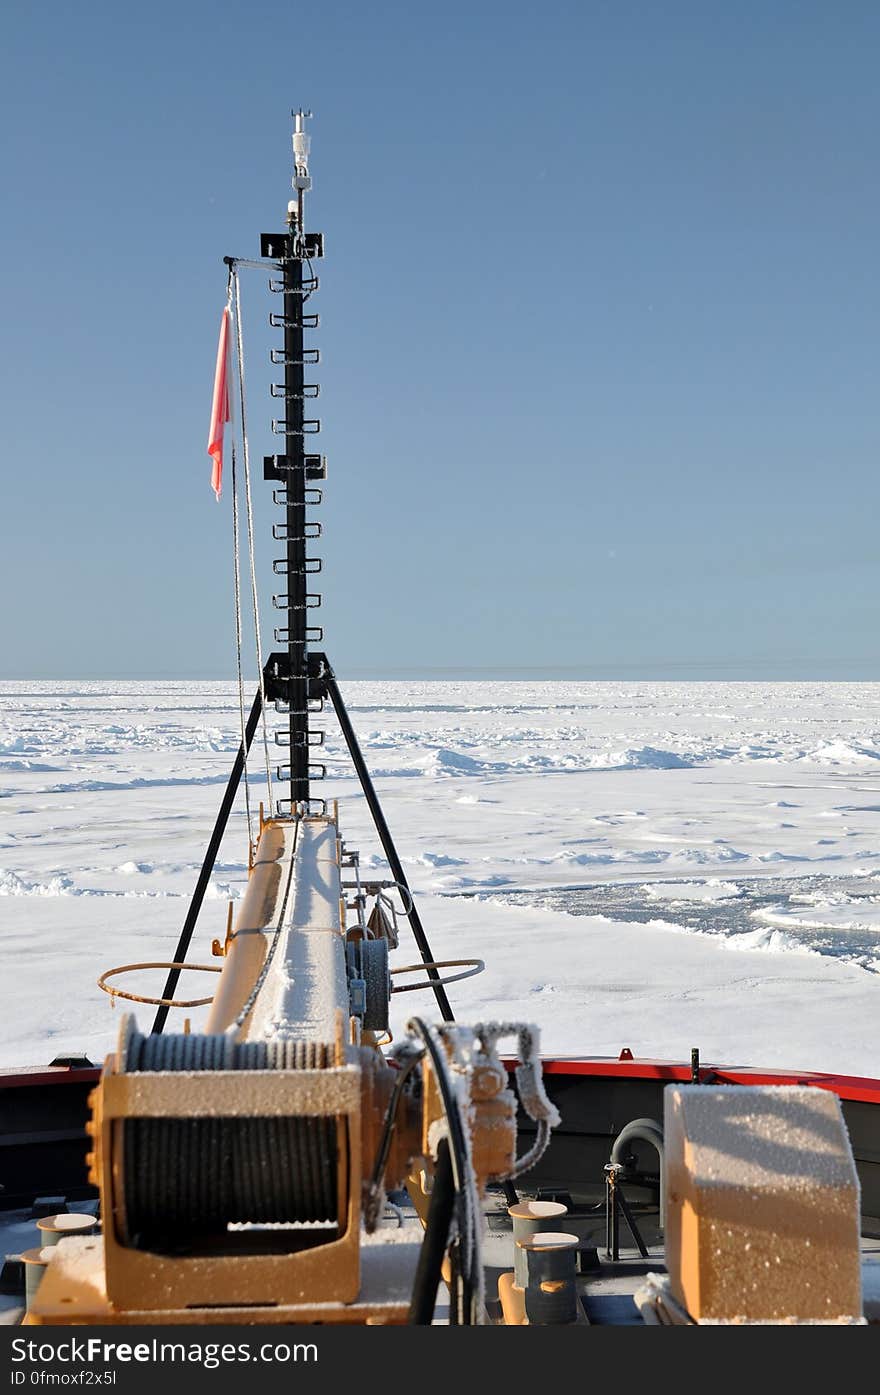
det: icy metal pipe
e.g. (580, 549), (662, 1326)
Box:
(611, 1117), (665, 1232)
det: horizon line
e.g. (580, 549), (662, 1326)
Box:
(3, 669), (880, 683)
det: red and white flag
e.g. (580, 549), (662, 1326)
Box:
(207, 307), (231, 501)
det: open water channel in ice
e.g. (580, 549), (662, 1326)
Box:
(456, 873), (880, 975)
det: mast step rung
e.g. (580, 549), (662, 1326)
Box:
(264, 454), (327, 482)
(269, 312), (320, 330)
(272, 419), (321, 436)
(275, 559), (322, 576)
(275, 730), (325, 747)
(270, 348), (320, 366)
(276, 797), (328, 817)
(272, 700), (324, 716)
(271, 626), (323, 642)
(272, 559), (322, 577)
(272, 593), (321, 609)
(272, 523), (323, 541)
(270, 384), (320, 399)
(273, 626), (323, 643)
(276, 763), (327, 781)
(268, 275), (319, 295)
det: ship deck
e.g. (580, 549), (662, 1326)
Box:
(3, 1058), (879, 1325)
(5, 1189), (878, 1326)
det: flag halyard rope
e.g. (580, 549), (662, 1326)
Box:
(224, 269), (255, 849)
(230, 267), (274, 813)
(230, 439), (253, 847)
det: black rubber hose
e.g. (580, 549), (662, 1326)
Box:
(407, 1139), (456, 1325)
(406, 1018), (483, 1321)
(364, 1051), (424, 1224)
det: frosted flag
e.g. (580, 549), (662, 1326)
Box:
(207, 307), (231, 501)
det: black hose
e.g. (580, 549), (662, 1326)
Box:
(407, 1018), (483, 1321)
(407, 1140), (456, 1325)
(363, 1050), (424, 1230)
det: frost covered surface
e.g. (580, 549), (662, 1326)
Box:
(0, 680), (878, 1074)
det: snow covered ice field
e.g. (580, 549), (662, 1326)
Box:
(1, 679), (879, 1076)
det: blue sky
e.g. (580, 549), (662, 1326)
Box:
(2, 1), (878, 678)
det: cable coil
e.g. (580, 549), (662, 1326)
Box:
(118, 1030), (339, 1251)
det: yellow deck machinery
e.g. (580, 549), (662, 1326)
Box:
(29, 807), (559, 1324)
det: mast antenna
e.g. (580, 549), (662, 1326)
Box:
(290, 108), (313, 226)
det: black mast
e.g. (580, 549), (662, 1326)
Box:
(283, 203), (309, 804)
(263, 110), (324, 812)
(156, 115), (454, 1031)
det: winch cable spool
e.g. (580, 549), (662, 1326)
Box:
(345, 936), (391, 1032)
(119, 1028), (337, 1251)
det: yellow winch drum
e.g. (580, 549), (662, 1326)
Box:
(118, 1030), (340, 1253)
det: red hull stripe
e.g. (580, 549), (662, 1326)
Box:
(526, 1057), (880, 1106)
(2, 1060), (879, 1108)
(0, 1066), (102, 1090)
